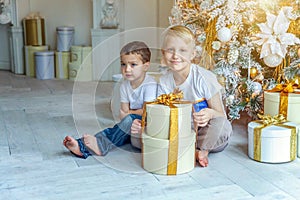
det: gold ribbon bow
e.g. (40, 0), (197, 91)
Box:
(257, 114), (287, 125)
(269, 83), (294, 93)
(156, 92), (184, 106)
(141, 91), (186, 175)
(253, 114), (297, 161)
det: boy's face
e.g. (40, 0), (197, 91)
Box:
(120, 54), (149, 83)
(161, 35), (195, 73)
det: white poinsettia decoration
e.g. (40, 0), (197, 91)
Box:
(254, 7), (300, 60)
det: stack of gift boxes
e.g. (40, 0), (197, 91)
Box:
(23, 12), (92, 81)
(54, 26), (74, 80)
(248, 83), (300, 163)
(140, 93), (196, 175)
(69, 45), (93, 81)
(23, 13), (50, 79)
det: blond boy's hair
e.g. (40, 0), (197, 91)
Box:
(120, 41), (151, 64)
(161, 25), (196, 48)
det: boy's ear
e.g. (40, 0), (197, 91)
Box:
(143, 62), (150, 71)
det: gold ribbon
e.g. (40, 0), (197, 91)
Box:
(267, 83), (300, 118)
(141, 92), (187, 175)
(253, 114), (297, 162)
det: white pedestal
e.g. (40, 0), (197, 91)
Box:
(8, 26), (24, 74)
(91, 28), (121, 81)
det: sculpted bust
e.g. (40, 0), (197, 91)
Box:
(0, 0), (11, 24)
(100, 0), (119, 29)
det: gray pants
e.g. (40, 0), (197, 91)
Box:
(197, 117), (232, 153)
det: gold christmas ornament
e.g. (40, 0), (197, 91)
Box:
(217, 75), (226, 86)
(298, 48), (300, 58)
(250, 67), (258, 79)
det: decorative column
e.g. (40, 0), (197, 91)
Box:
(8, 26), (24, 74)
(91, 0), (122, 81)
(6, 0), (25, 74)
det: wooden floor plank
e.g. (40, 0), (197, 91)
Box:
(0, 70), (12, 88)
(209, 152), (283, 196)
(225, 144), (300, 199)
(3, 110), (39, 155)
(26, 112), (67, 160)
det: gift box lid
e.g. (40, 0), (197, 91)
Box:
(248, 121), (299, 138)
(57, 26), (74, 31)
(146, 103), (192, 116)
(34, 51), (54, 56)
(142, 131), (196, 148)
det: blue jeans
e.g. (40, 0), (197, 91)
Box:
(77, 114), (142, 158)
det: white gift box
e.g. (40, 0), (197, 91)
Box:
(142, 131), (195, 175)
(248, 121), (298, 163)
(145, 103), (192, 139)
(264, 91), (300, 124)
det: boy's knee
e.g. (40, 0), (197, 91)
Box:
(211, 117), (232, 134)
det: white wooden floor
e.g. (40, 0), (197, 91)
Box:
(1, 70), (300, 200)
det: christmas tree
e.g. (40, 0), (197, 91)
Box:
(169, 0), (300, 121)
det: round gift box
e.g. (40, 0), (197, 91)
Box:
(142, 131), (195, 175)
(24, 45), (49, 77)
(264, 91), (300, 124)
(35, 51), (55, 80)
(55, 51), (70, 79)
(248, 121), (297, 163)
(23, 18), (46, 46)
(145, 103), (192, 139)
(70, 45), (92, 64)
(68, 62), (92, 81)
(56, 26), (75, 52)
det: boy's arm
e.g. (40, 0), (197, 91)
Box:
(128, 108), (143, 116)
(119, 102), (130, 120)
(120, 103), (143, 119)
(193, 92), (226, 127)
(206, 92), (226, 118)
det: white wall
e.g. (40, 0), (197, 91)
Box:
(19, 0), (93, 50)
(5, 0), (173, 73)
(16, 0), (173, 50)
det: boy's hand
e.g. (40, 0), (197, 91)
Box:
(131, 119), (142, 134)
(193, 108), (212, 127)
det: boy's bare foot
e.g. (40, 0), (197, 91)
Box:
(83, 134), (102, 156)
(195, 150), (209, 167)
(63, 136), (83, 157)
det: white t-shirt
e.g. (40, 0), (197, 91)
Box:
(120, 74), (157, 110)
(158, 64), (223, 102)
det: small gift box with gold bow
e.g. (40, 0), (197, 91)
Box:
(140, 92), (196, 175)
(264, 83), (300, 124)
(248, 114), (299, 163)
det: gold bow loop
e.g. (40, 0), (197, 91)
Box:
(156, 91), (183, 106)
(269, 83), (294, 93)
(257, 114), (287, 126)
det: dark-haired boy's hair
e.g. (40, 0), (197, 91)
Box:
(120, 41), (151, 63)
